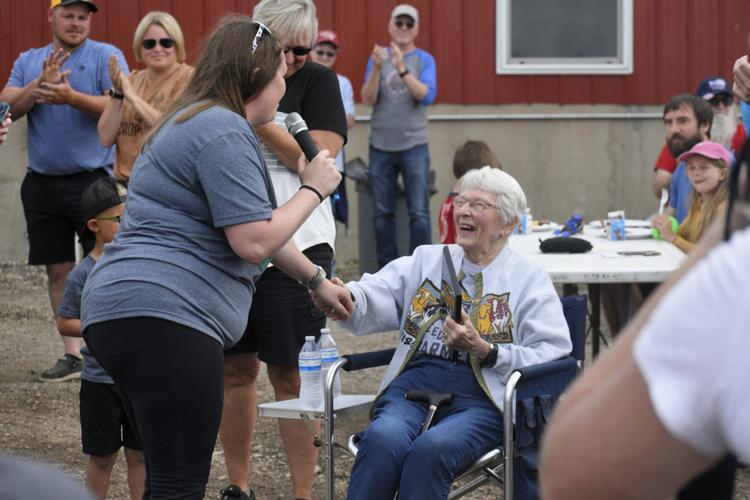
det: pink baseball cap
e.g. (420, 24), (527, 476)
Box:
(315, 30), (339, 49)
(677, 141), (731, 166)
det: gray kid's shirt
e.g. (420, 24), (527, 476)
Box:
(81, 106), (277, 347)
(57, 255), (112, 383)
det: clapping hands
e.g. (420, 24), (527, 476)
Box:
(34, 48), (74, 105)
(310, 277), (354, 321)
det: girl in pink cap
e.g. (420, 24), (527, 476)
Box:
(652, 140), (730, 252)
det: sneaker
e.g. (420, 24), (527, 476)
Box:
(219, 485), (255, 500)
(40, 354), (82, 382)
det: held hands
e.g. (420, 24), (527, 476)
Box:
(443, 310), (493, 360)
(297, 149), (341, 200)
(309, 277), (354, 321)
(733, 55), (750, 103)
(371, 44), (389, 68)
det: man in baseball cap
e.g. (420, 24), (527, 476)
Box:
(0, 0), (128, 380)
(50, 0), (98, 12)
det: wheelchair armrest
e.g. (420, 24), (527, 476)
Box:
(514, 356), (577, 384)
(341, 348), (396, 372)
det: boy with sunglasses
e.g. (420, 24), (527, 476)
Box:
(362, 3), (437, 268)
(56, 177), (145, 500)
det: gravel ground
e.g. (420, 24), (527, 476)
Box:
(0, 261), (747, 499)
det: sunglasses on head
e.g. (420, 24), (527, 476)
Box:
(96, 215), (122, 223)
(709, 94), (733, 107)
(315, 49), (336, 58)
(284, 46), (312, 56)
(395, 19), (415, 29)
(251, 22), (272, 54)
(142, 38), (174, 50)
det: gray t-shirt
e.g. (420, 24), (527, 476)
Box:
(81, 105), (277, 347)
(57, 255), (112, 383)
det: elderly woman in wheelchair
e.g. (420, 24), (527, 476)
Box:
(327, 167), (572, 499)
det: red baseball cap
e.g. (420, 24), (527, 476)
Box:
(315, 30), (339, 49)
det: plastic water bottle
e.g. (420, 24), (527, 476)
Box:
(521, 208), (533, 234)
(319, 328), (342, 399)
(298, 336), (322, 409)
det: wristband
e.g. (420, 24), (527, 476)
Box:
(299, 184), (324, 203)
(399, 68), (409, 78)
(480, 343), (499, 367)
(108, 88), (124, 100)
(298, 265), (326, 290)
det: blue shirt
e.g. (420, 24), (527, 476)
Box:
(81, 106), (277, 347)
(7, 39), (129, 175)
(669, 162), (691, 223)
(741, 101), (750, 139)
(57, 255), (112, 383)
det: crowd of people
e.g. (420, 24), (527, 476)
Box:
(2, 0), (750, 499)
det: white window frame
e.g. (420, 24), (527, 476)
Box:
(496, 0), (633, 75)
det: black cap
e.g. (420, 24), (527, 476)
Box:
(80, 178), (127, 241)
(51, 0), (98, 13)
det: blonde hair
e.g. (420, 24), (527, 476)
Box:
(252, 0), (318, 46)
(679, 156), (729, 242)
(133, 11), (187, 63)
(142, 16), (283, 150)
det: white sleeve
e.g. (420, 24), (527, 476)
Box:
(338, 76), (355, 117)
(633, 227), (750, 461)
(340, 254), (415, 336)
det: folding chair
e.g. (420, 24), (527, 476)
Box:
(322, 294), (588, 500)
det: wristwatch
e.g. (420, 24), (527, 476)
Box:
(399, 68), (410, 78)
(298, 265), (326, 290)
(108, 88), (124, 100)
(480, 342), (499, 367)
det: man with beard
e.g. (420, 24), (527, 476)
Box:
(0, 0), (128, 381)
(662, 94), (713, 223)
(651, 78), (744, 198)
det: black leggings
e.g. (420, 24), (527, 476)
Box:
(84, 317), (224, 500)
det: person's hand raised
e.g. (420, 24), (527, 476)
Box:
(108, 54), (125, 94)
(733, 55), (750, 103)
(390, 42), (405, 73)
(297, 149), (341, 200)
(40, 49), (70, 85)
(371, 44), (389, 68)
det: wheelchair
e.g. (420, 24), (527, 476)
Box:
(320, 294), (587, 500)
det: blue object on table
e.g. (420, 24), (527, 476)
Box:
(554, 214), (584, 237)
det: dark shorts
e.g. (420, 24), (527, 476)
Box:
(224, 243), (333, 365)
(79, 379), (141, 456)
(20, 169), (109, 265)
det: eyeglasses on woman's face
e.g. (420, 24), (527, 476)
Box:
(142, 38), (174, 50)
(452, 197), (499, 214)
(284, 46), (312, 57)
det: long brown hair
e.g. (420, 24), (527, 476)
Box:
(142, 15), (282, 149)
(679, 157), (729, 241)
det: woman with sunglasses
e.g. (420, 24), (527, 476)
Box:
(97, 11), (193, 180)
(81, 16), (350, 499)
(217, 1), (348, 499)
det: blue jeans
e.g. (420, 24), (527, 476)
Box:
(369, 144), (431, 268)
(346, 356), (503, 500)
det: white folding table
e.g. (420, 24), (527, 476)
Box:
(508, 229), (685, 354)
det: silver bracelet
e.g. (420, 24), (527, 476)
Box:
(298, 265), (326, 289)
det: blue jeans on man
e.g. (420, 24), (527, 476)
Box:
(369, 144), (431, 268)
(346, 356), (503, 500)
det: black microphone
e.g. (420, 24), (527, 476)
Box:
(284, 112), (319, 161)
